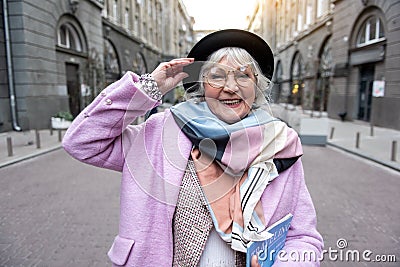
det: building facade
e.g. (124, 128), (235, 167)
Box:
(0, 0), (194, 132)
(249, 0), (400, 130)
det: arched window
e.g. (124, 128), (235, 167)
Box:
(57, 23), (83, 52)
(272, 61), (283, 103)
(316, 38), (333, 111)
(320, 39), (333, 78)
(133, 52), (147, 75)
(104, 39), (120, 83)
(290, 52), (304, 105)
(356, 16), (385, 47)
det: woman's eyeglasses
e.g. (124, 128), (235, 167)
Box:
(203, 66), (257, 89)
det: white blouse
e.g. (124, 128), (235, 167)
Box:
(198, 227), (236, 267)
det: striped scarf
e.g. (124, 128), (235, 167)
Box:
(170, 101), (301, 252)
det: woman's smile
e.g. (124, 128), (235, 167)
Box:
(219, 98), (243, 108)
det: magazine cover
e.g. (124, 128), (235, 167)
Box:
(246, 213), (293, 267)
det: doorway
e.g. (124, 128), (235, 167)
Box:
(357, 65), (374, 121)
(66, 63), (80, 117)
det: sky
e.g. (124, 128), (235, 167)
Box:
(181, 0), (258, 31)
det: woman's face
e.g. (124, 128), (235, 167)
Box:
(204, 57), (256, 124)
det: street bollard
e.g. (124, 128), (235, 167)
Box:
(391, 141), (397, 162)
(329, 127), (335, 139)
(370, 125), (374, 137)
(35, 129), (41, 149)
(50, 127), (53, 136)
(7, 137), (13, 157)
(58, 129), (62, 142)
(356, 132), (360, 148)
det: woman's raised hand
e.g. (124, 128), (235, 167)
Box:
(151, 58), (194, 95)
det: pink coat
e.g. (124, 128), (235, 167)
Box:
(62, 72), (323, 266)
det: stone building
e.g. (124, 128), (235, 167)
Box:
(0, 0), (194, 132)
(249, 0), (400, 130)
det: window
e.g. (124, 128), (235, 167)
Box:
(113, 0), (119, 22)
(357, 16), (385, 47)
(320, 43), (333, 77)
(124, 1), (130, 29)
(290, 52), (304, 105)
(143, 22), (147, 40)
(297, 13), (303, 32)
(57, 23), (83, 52)
(272, 61), (283, 103)
(148, 0), (152, 15)
(102, 4), (108, 17)
(317, 0), (329, 18)
(292, 53), (303, 80)
(104, 39), (120, 75)
(306, 2), (312, 26)
(134, 13), (139, 34)
(317, 38), (332, 111)
(133, 52), (147, 74)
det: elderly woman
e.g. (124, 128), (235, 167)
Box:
(63, 29), (323, 267)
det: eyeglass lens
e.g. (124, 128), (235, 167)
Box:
(206, 67), (253, 88)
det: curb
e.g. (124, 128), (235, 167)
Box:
(327, 142), (400, 172)
(0, 146), (62, 169)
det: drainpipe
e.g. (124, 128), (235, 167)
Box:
(3, 0), (22, 131)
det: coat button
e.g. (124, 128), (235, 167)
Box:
(105, 99), (112, 105)
(101, 91), (107, 96)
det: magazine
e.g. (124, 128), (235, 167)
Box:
(246, 213), (293, 267)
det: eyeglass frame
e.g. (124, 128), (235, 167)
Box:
(202, 65), (258, 89)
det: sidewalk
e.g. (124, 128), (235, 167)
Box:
(0, 129), (66, 168)
(1, 110), (399, 171)
(270, 103), (400, 172)
(327, 118), (400, 171)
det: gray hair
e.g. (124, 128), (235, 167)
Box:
(184, 47), (272, 108)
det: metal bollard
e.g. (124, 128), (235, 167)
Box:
(355, 132), (360, 148)
(391, 141), (397, 162)
(50, 127), (53, 136)
(370, 125), (374, 137)
(35, 129), (41, 149)
(329, 127), (335, 139)
(58, 129), (62, 142)
(7, 137), (13, 157)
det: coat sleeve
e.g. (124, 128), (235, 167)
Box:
(62, 72), (160, 172)
(272, 159), (324, 266)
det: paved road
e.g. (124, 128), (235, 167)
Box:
(0, 147), (399, 266)
(0, 150), (120, 267)
(304, 146), (399, 267)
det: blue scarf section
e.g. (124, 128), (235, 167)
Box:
(170, 101), (277, 163)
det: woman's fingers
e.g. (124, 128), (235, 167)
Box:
(251, 255), (260, 267)
(164, 58), (194, 71)
(153, 58), (193, 77)
(151, 58), (194, 94)
(165, 58), (194, 78)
